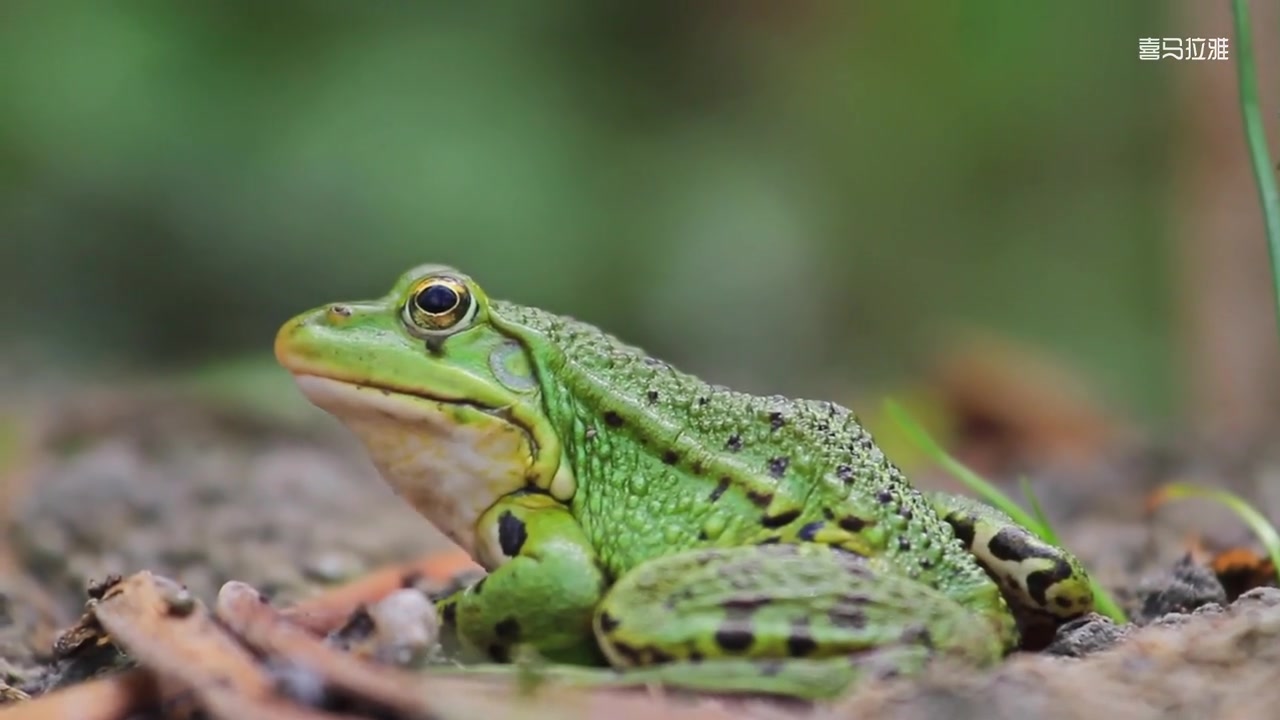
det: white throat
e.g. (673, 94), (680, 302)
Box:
(291, 375), (534, 556)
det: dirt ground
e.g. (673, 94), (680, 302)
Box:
(2, 386), (1279, 719)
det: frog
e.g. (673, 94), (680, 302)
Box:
(274, 264), (1094, 699)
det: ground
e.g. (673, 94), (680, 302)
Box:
(1, 384), (1278, 719)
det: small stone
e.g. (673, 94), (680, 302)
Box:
(1133, 554), (1227, 624)
(364, 589), (440, 666)
(163, 587), (196, 617)
(1044, 613), (1129, 657)
(303, 551), (365, 584)
(1234, 586), (1280, 609)
(1150, 612), (1193, 629)
(1190, 602), (1224, 616)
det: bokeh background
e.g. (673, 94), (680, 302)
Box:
(3, 1), (1276, 453)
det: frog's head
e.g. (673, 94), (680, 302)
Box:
(274, 264), (570, 561)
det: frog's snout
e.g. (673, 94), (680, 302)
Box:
(273, 311), (314, 373)
(275, 305), (356, 373)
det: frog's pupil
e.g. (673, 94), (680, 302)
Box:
(418, 284), (459, 315)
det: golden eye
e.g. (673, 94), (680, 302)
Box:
(404, 275), (474, 333)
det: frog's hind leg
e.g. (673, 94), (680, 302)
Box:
(591, 543), (1004, 699)
(432, 652), (925, 700)
(930, 492), (1094, 622)
(552, 652), (929, 700)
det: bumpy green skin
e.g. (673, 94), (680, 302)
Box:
(275, 265), (1094, 699)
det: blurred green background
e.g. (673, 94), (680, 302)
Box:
(2, 2), (1181, 426)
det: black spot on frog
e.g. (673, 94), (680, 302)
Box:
(709, 477), (731, 502)
(495, 617), (521, 641)
(797, 521), (825, 541)
(714, 625), (755, 652)
(761, 509), (801, 529)
(767, 456), (790, 478)
(497, 511), (528, 557)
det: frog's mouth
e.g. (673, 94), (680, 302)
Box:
(288, 374), (537, 561)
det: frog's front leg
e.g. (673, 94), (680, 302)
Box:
(930, 492), (1094, 621)
(436, 490), (606, 665)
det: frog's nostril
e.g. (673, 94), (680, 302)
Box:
(328, 304), (353, 319)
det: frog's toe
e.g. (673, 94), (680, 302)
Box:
(932, 493), (1094, 620)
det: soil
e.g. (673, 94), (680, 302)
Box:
(2, 385), (1278, 719)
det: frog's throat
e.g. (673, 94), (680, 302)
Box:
(289, 375), (572, 561)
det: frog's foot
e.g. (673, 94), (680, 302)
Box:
(435, 652), (927, 700)
(591, 543), (1007, 699)
(593, 653), (925, 699)
(930, 492), (1094, 622)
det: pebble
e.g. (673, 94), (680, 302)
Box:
(365, 589), (439, 666)
(302, 550), (365, 584)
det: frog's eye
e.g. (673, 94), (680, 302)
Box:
(403, 275), (476, 334)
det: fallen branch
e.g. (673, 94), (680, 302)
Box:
(91, 571), (360, 719)
(218, 581), (447, 718)
(0, 668), (154, 720)
(0, 550), (479, 720)
(283, 550), (481, 636)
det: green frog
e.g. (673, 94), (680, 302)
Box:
(274, 264), (1094, 699)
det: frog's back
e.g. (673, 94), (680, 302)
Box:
(492, 301), (993, 603)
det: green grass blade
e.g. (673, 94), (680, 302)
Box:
(1019, 476), (1061, 546)
(884, 399), (1041, 534)
(1086, 578), (1128, 623)
(1152, 482), (1280, 586)
(1231, 0), (1280, 339)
